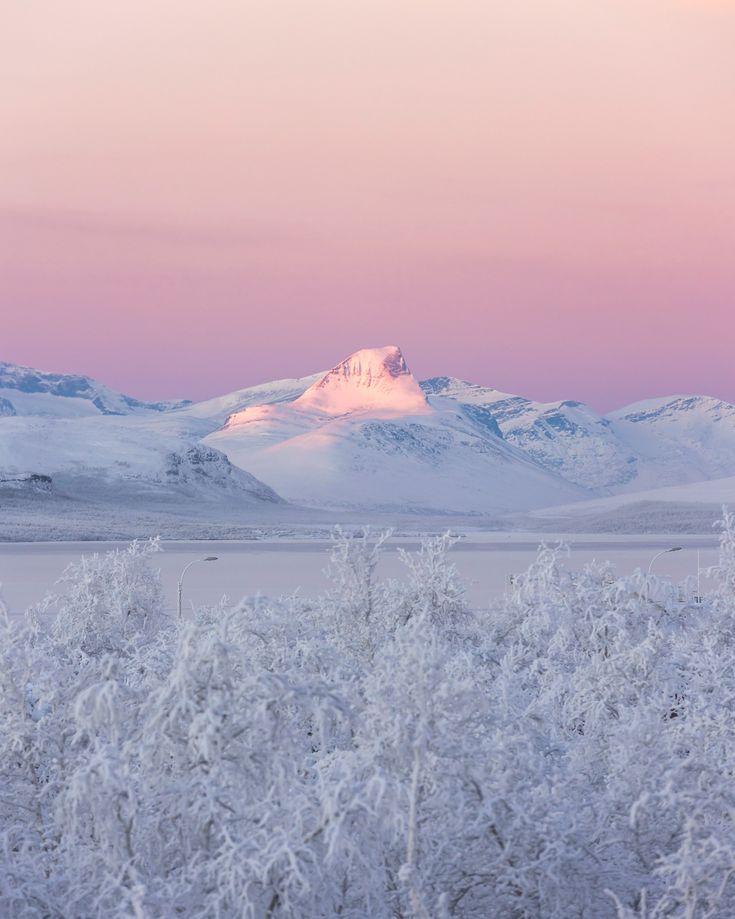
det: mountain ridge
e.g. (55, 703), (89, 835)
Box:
(0, 360), (191, 417)
(3, 349), (735, 522)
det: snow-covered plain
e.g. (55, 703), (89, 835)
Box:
(0, 532), (719, 617)
(519, 475), (735, 534)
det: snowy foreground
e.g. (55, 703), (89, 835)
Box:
(3, 522), (735, 917)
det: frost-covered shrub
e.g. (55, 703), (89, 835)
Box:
(50, 538), (166, 656)
(3, 520), (735, 917)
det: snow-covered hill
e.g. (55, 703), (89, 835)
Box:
(0, 361), (191, 417)
(0, 363), (311, 536)
(205, 347), (584, 514)
(517, 473), (735, 535)
(0, 410), (281, 503)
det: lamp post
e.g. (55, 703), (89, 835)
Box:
(177, 556), (218, 620)
(646, 546), (682, 601)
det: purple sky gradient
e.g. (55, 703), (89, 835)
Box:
(1, 0), (734, 411)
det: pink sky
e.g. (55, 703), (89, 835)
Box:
(1, 0), (734, 411)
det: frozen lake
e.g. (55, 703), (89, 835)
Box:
(0, 532), (722, 619)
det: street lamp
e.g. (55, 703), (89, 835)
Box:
(177, 556), (218, 620)
(646, 546), (682, 601)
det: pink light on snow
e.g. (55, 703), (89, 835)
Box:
(293, 346), (430, 417)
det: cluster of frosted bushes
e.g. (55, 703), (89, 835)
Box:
(3, 519), (735, 918)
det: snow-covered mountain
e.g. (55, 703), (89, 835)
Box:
(0, 362), (314, 535)
(0, 409), (281, 505)
(423, 378), (735, 496)
(205, 346), (584, 514)
(605, 395), (735, 491)
(0, 361), (191, 417)
(421, 377), (637, 491)
(3, 348), (735, 532)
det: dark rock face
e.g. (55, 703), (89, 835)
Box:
(458, 404), (503, 439)
(0, 472), (53, 493)
(0, 397), (16, 417)
(163, 445), (284, 503)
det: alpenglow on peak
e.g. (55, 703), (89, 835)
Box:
(293, 345), (430, 415)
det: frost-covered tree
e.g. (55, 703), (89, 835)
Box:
(3, 521), (735, 917)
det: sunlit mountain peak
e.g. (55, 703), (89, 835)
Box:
(293, 345), (430, 416)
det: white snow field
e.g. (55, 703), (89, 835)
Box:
(0, 532), (719, 618)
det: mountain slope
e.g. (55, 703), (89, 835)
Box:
(178, 372), (321, 426)
(206, 347), (584, 514)
(606, 395), (735, 491)
(421, 377), (636, 491)
(0, 411), (282, 504)
(0, 361), (191, 417)
(518, 472), (735, 535)
(0, 361), (292, 514)
(423, 378), (735, 496)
